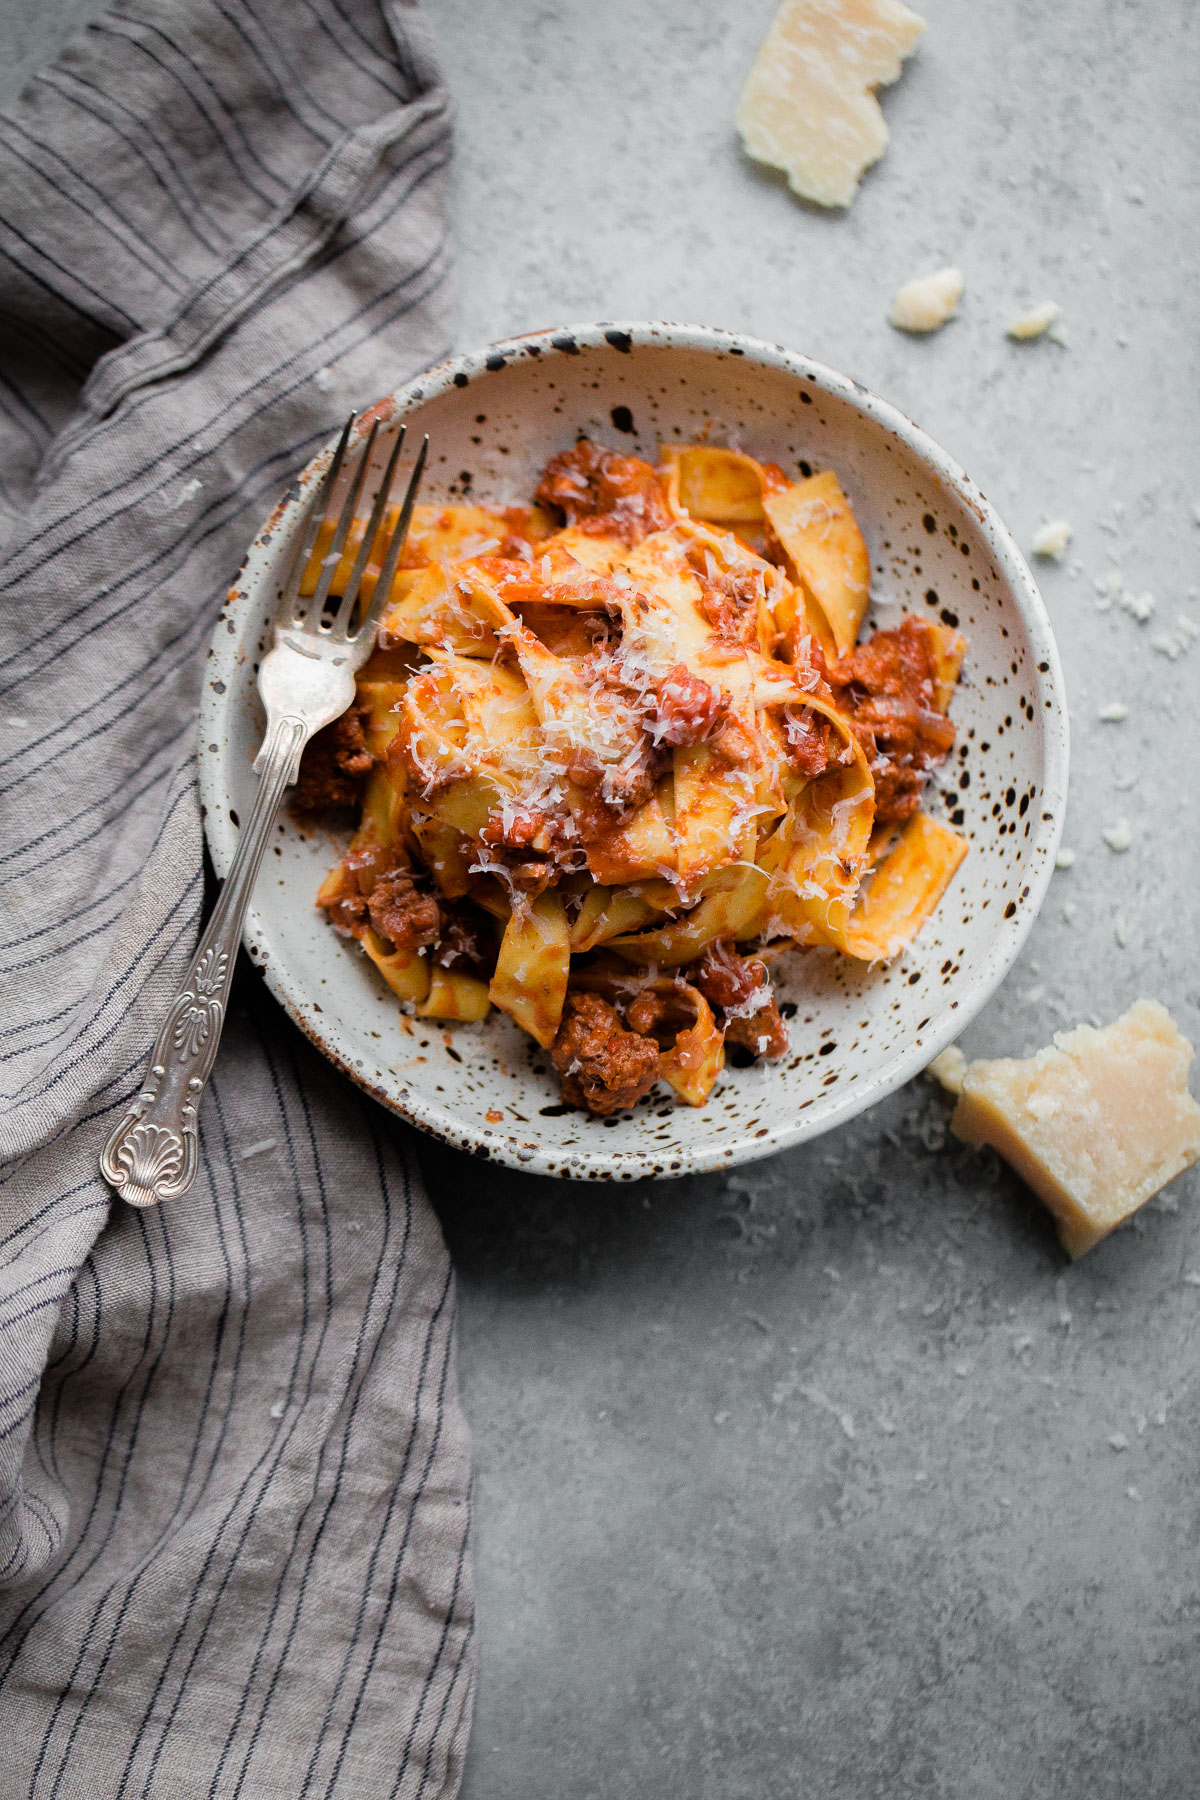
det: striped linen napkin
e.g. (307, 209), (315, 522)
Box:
(0, 3), (475, 1794)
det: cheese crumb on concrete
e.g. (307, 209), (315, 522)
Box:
(1118, 588), (1155, 622)
(1098, 702), (1128, 722)
(926, 1044), (967, 1094)
(737, 0), (926, 209)
(1102, 819), (1132, 852)
(1008, 301), (1060, 340)
(1054, 848), (1076, 869)
(950, 1000), (1200, 1258)
(890, 266), (964, 333)
(1031, 519), (1072, 558)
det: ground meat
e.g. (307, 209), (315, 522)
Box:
(651, 664), (727, 747)
(477, 804), (574, 893)
(869, 763), (924, 825)
(782, 704), (837, 777)
(689, 941), (765, 1012)
(367, 866), (441, 951)
(321, 865), (369, 938)
(724, 1007), (789, 1061)
(535, 439), (671, 545)
(827, 616), (958, 828)
(551, 992), (661, 1115)
(696, 567), (762, 646)
(293, 702), (374, 811)
(623, 984), (697, 1046)
(435, 901), (494, 977)
(687, 941), (789, 1063)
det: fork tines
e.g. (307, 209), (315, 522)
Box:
(283, 413), (428, 643)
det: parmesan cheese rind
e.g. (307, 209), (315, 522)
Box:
(950, 1000), (1200, 1259)
(736, 0), (926, 210)
(890, 266), (964, 333)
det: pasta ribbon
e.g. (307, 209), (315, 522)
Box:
(658, 984), (726, 1107)
(304, 436), (971, 1116)
(761, 470), (870, 659)
(833, 811), (968, 961)
(489, 890), (570, 1047)
(609, 862), (771, 966)
(417, 966), (491, 1022)
(661, 446), (767, 525)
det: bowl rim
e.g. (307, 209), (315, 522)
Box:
(200, 319), (1069, 1180)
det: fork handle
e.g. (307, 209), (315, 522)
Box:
(100, 716), (307, 1207)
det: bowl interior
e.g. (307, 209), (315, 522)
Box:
(200, 325), (1066, 1179)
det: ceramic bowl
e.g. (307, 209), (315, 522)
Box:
(199, 322), (1068, 1180)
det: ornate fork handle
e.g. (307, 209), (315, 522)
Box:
(101, 716), (306, 1207)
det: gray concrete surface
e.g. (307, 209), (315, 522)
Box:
(5, 2), (1200, 1794)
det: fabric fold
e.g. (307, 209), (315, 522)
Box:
(0, 3), (474, 1794)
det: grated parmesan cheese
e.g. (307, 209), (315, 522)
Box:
(1101, 820), (1132, 853)
(1097, 702), (1128, 722)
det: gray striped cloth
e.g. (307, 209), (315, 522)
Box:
(0, 4), (476, 1794)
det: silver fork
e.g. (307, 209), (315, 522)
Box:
(101, 414), (427, 1208)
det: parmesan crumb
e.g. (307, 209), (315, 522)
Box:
(1008, 301), (1060, 341)
(1101, 820), (1132, 853)
(1097, 702), (1128, 722)
(313, 366), (336, 392)
(1108, 1432), (1129, 1451)
(1031, 519), (1072, 559)
(1118, 589), (1155, 623)
(890, 266), (964, 333)
(161, 476), (202, 512)
(240, 1138), (277, 1160)
(1054, 848), (1076, 870)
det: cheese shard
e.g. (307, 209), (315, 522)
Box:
(736, 0), (926, 209)
(890, 266), (963, 333)
(1031, 518), (1072, 558)
(1008, 301), (1060, 341)
(950, 1000), (1200, 1259)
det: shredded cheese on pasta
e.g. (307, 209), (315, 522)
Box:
(301, 440), (968, 1115)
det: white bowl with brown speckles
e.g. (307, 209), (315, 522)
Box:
(199, 322), (1069, 1181)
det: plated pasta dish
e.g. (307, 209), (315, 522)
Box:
(295, 437), (968, 1116)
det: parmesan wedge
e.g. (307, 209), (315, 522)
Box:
(890, 266), (964, 333)
(950, 1001), (1200, 1258)
(736, 0), (926, 209)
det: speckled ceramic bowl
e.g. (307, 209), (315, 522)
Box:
(200, 322), (1068, 1180)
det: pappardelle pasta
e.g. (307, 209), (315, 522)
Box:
(296, 437), (968, 1115)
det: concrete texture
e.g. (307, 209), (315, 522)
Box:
(5, 3), (1200, 1795)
